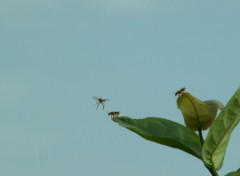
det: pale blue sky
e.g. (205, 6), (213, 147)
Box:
(1, 0), (240, 175)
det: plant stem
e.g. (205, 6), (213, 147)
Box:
(204, 163), (219, 176)
(187, 96), (219, 176)
(197, 128), (219, 176)
(197, 128), (204, 146)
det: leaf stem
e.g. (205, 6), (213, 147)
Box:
(197, 128), (219, 176)
(204, 163), (219, 176)
(197, 128), (204, 146)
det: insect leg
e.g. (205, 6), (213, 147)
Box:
(96, 103), (100, 109)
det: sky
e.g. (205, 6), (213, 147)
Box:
(1, 0), (240, 175)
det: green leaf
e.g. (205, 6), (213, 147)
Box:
(202, 87), (240, 170)
(225, 171), (240, 176)
(177, 93), (223, 131)
(225, 168), (240, 176)
(113, 116), (202, 159)
(204, 100), (224, 117)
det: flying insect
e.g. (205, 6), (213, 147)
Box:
(93, 97), (109, 109)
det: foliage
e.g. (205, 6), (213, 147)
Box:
(112, 87), (240, 176)
(202, 88), (240, 170)
(225, 171), (240, 176)
(115, 117), (202, 159)
(177, 93), (223, 131)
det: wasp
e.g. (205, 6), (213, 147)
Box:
(93, 97), (109, 109)
(108, 111), (120, 118)
(175, 87), (186, 96)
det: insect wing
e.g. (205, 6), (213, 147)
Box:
(93, 96), (100, 100)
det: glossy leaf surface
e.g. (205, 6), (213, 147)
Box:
(114, 116), (202, 159)
(202, 88), (240, 170)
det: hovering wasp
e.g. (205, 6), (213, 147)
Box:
(175, 87), (186, 96)
(108, 111), (120, 118)
(93, 97), (109, 109)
